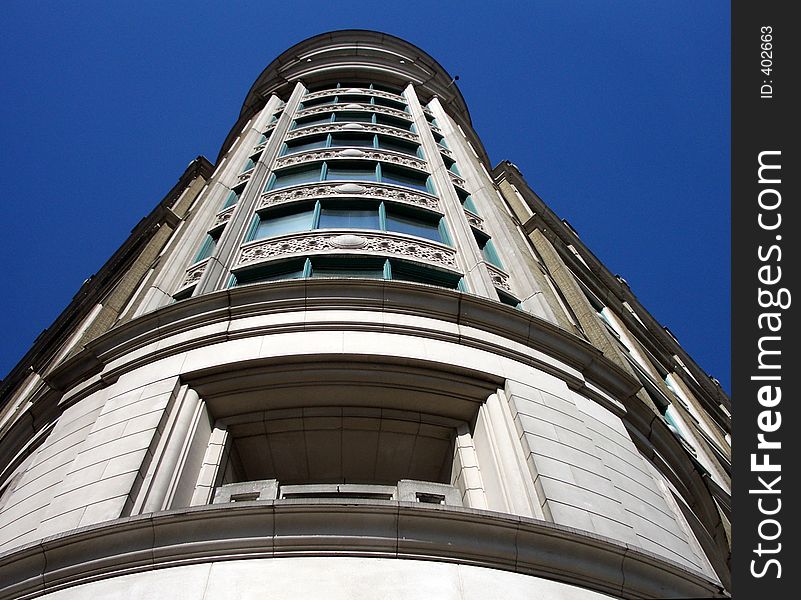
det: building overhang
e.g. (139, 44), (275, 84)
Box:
(0, 500), (726, 600)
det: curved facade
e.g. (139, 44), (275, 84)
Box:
(0, 31), (731, 599)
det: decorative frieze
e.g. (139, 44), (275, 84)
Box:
(180, 259), (209, 289)
(448, 170), (467, 189)
(237, 231), (458, 271)
(464, 210), (485, 232)
(258, 182), (441, 212)
(274, 148), (428, 172)
(303, 87), (406, 104)
(437, 145), (453, 159)
(211, 206), (235, 229)
(486, 264), (511, 292)
(296, 103), (412, 122)
(252, 142), (267, 154)
(286, 122), (418, 143)
(237, 169), (254, 183)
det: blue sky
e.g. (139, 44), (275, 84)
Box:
(0, 1), (730, 392)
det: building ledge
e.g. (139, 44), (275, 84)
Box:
(0, 501), (726, 600)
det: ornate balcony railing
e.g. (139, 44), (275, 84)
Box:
(258, 181), (441, 213)
(237, 230), (458, 272)
(274, 147), (428, 173)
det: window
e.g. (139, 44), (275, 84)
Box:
(293, 114), (334, 129)
(319, 205), (380, 229)
(283, 136), (327, 155)
(234, 257), (461, 290)
(292, 109), (414, 132)
(271, 165), (323, 189)
(381, 166), (429, 192)
(325, 162), (378, 182)
(241, 158), (256, 173)
(252, 200), (445, 244)
(222, 186), (242, 209)
(330, 134), (375, 148)
(235, 259), (307, 285)
(310, 257), (385, 280)
(497, 290), (522, 309)
(253, 206), (316, 239)
(385, 207), (442, 242)
(475, 233), (503, 269)
(285, 133), (422, 157)
(299, 88), (408, 112)
(266, 161), (432, 194)
(194, 233), (218, 262)
(377, 137), (419, 156)
(460, 193), (479, 214)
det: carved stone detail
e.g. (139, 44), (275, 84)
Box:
(296, 103), (412, 122)
(329, 234), (368, 249)
(264, 121), (277, 132)
(286, 122), (418, 142)
(486, 264), (511, 292)
(437, 145), (453, 158)
(258, 182), (441, 212)
(237, 169), (254, 183)
(238, 231), (458, 270)
(181, 259), (209, 288)
(430, 125), (443, 135)
(211, 206), (235, 229)
(464, 210), (485, 232)
(303, 88), (406, 103)
(448, 170), (467, 189)
(253, 142), (267, 153)
(274, 148), (428, 172)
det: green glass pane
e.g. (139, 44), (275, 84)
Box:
(311, 267), (383, 279)
(378, 138), (418, 155)
(272, 166), (321, 189)
(286, 137), (327, 154)
(330, 135), (374, 148)
(255, 209), (315, 239)
(319, 208), (379, 229)
(381, 167), (428, 191)
(385, 212), (441, 242)
(325, 165), (377, 182)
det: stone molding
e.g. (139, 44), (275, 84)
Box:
(286, 121), (419, 143)
(295, 103), (412, 122)
(236, 230), (458, 271)
(0, 501), (725, 600)
(302, 87), (406, 104)
(274, 147), (428, 172)
(237, 169), (254, 183)
(46, 280), (642, 409)
(258, 182), (441, 212)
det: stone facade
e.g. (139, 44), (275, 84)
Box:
(0, 30), (730, 599)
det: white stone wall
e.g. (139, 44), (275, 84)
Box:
(0, 307), (714, 580)
(505, 378), (711, 575)
(32, 557), (618, 600)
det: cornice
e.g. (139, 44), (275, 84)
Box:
(0, 501), (726, 600)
